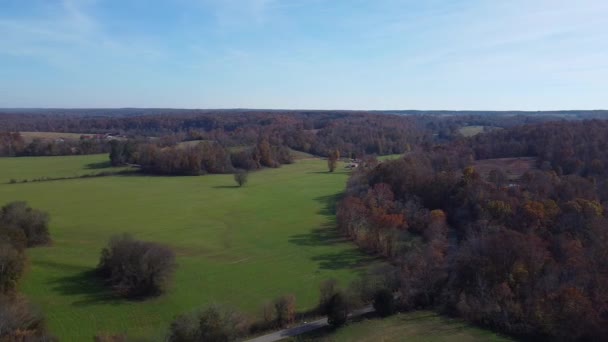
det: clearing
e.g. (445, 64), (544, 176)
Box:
(459, 126), (502, 137)
(473, 157), (537, 181)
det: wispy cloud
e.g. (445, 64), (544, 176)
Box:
(0, 0), (165, 69)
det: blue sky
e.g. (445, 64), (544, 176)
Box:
(0, 0), (607, 110)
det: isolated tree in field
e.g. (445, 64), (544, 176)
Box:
(234, 169), (249, 187)
(0, 201), (50, 247)
(328, 150), (340, 172)
(326, 291), (350, 328)
(373, 288), (395, 317)
(97, 234), (176, 298)
(274, 294), (296, 327)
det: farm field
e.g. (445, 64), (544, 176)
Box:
(0, 153), (132, 183)
(458, 125), (502, 137)
(291, 311), (514, 342)
(0, 155), (373, 340)
(19, 131), (87, 141)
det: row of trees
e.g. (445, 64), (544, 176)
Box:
(337, 120), (608, 341)
(0, 201), (54, 340)
(2, 110), (428, 159)
(110, 139), (293, 176)
(4, 110), (608, 160)
(0, 132), (109, 157)
(165, 272), (399, 342)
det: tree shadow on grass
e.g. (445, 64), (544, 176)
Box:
(85, 161), (112, 169)
(288, 190), (377, 273)
(40, 261), (121, 307)
(212, 185), (240, 189)
(311, 249), (376, 272)
(289, 223), (349, 246)
(307, 171), (348, 175)
(314, 192), (343, 216)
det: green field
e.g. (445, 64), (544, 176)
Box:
(458, 125), (502, 137)
(292, 311), (514, 342)
(19, 131), (87, 142)
(0, 154), (131, 183)
(0, 155), (371, 340)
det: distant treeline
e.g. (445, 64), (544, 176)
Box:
(3, 109), (600, 159)
(0, 132), (109, 157)
(338, 120), (608, 341)
(0, 111), (425, 157)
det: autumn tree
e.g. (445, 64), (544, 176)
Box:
(0, 242), (25, 295)
(328, 150), (340, 172)
(326, 291), (350, 328)
(319, 278), (339, 314)
(0, 201), (50, 247)
(274, 294), (296, 327)
(167, 305), (249, 342)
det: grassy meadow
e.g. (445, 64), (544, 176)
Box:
(0, 154), (373, 340)
(19, 131), (87, 142)
(292, 311), (514, 342)
(0, 154), (131, 183)
(458, 125), (503, 137)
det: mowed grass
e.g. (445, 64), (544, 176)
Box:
(292, 311), (514, 342)
(0, 155), (372, 340)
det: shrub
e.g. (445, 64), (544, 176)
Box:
(0, 224), (27, 252)
(373, 288), (395, 317)
(327, 291), (350, 328)
(319, 278), (339, 314)
(167, 305), (249, 342)
(0, 295), (54, 341)
(274, 294), (296, 327)
(97, 234), (177, 298)
(262, 301), (274, 324)
(0, 201), (50, 247)
(233, 169), (249, 187)
(0, 241), (26, 295)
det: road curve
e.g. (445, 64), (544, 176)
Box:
(243, 306), (374, 342)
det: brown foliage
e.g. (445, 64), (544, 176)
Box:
(274, 294), (296, 327)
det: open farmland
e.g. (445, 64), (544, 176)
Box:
(19, 131), (89, 142)
(0, 155), (374, 340)
(0, 153), (133, 183)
